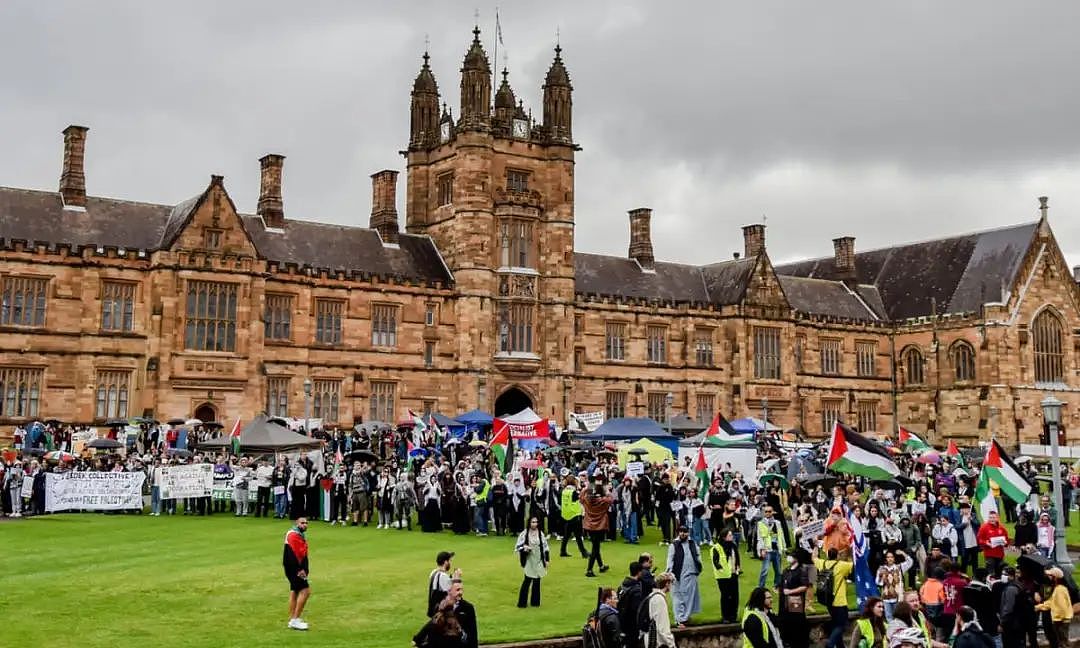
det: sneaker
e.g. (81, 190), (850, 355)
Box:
(585, 570), (597, 577)
(599, 565), (610, 573)
(377, 524), (383, 529)
(288, 618), (308, 630)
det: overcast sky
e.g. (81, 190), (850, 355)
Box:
(3, 2), (1080, 269)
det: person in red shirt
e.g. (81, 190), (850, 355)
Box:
(975, 511), (1009, 577)
(283, 516), (311, 630)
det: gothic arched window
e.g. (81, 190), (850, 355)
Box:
(1033, 309), (1065, 384)
(903, 347), (924, 385)
(952, 341), (976, 382)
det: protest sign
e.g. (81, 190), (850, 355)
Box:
(45, 472), (145, 512)
(21, 477), (33, 500)
(798, 519), (826, 540)
(569, 411), (605, 432)
(493, 418), (550, 440)
(626, 461), (645, 477)
(160, 464), (213, 499)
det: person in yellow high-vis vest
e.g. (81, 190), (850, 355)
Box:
(558, 476), (588, 558)
(757, 506), (786, 588)
(710, 528), (741, 623)
(849, 597), (887, 648)
(741, 586), (782, 648)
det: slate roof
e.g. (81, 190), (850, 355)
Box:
(0, 186), (453, 285)
(778, 275), (883, 320)
(775, 222), (1038, 320)
(574, 253), (741, 304)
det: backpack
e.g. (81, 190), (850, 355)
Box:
(582, 613), (605, 648)
(637, 591), (662, 647)
(815, 560), (836, 607)
(425, 571), (446, 618)
(616, 582), (639, 633)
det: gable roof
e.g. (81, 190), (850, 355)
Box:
(778, 275), (884, 320)
(775, 222), (1038, 320)
(0, 186), (453, 285)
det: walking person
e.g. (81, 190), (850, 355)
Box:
(779, 549), (812, 648)
(559, 476), (588, 558)
(710, 528), (741, 624)
(328, 463), (348, 525)
(515, 516), (550, 607)
(665, 525), (702, 627)
(283, 516), (311, 631)
(645, 573), (677, 648)
(742, 586), (783, 648)
(582, 477), (613, 577)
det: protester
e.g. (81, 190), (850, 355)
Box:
(876, 549), (914, 620)
(582, 477), (613, 577)
(666, 525), (702, 627)
(951, 606), (993, 648)
(710, 527), (741, 624)
(814, 546), (854, 648)
(514, 517), (549, 607)
(559, 476), (588, 558)
(413, 598), (468, 648)
(849, 597), (887, 648)
(617, 561), (646, 642)
(975, 511), (1009, 577)
(283, 516), (311, 631)
(742, 586), (782, 648)
(1034, 567), (1073, 648)
(779, 548), (812, 648)
(757, 504), (785, 588)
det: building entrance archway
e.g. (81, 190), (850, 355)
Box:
(193, 403), (217, 424)
(494, 387), (533, 418)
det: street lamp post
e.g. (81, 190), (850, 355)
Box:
(761, 398), (769, 435)
(1040, 395), (1073, 569)
(665, 392), (674, 438)
(303, 378), (313, 437)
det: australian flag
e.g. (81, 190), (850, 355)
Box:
(847, 507), (878, 608)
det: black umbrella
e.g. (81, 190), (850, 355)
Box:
(627, 448), (650, 457)
(88, 438), (123, 450)
(44, 419), (64, 427)
(104, 418), (128, 427)
(1017, 552), (1053, 584)
(872, 479), (906, 492)
(165, 448), (193, 459)
(203, 421), (225, 430)
(797, 473), (836, 489)
(346, 449), (378, 463)
(166, 418), (186, 426)
(132, 416), (158, 425)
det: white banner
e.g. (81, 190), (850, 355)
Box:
(160, 464), (213, 499)
(45, 472), (145, 512)
(569, 411), (605, 432)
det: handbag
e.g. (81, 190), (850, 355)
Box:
(784, 592), (805, 614)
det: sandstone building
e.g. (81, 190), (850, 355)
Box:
(0, 28), (1077, 448)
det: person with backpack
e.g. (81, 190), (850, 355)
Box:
(710, 528), (741, 623)
(742, 586), (783, 648)
(584, 587), (623, 648)
(997, 566), (1034, 648)
(427, 551), (462, 618)
(618, 562), (646, 647)
(813, 545), (854, 648)
(665, 525), (702, 627)
(642, 573), (676, 648)
(960, 568), (997, 648)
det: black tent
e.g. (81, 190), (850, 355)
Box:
(201, 414), (322, 453)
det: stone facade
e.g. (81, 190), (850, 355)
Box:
(0, 28), (1077, 448)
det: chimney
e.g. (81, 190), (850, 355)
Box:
(59, 125), (89, 208)
(627, 207), (654, 270)
(742, 224), (765, 257)
(1073, 265), (1080, 283)
(257, 154), (285, 229)
(1039, 195), (1049, 221)
(833, 236), (856, 280)
(370, 169), (400, 244)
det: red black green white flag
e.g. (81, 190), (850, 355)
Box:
(694, 447), (709, 498)
(827, 421), (900, 480)
(702, 413), (751, 447)
(229, 418), (241, 455)
(490, 421), (513, 473)
(898, 426), (930, 452)
(975, 439), (1032, 519)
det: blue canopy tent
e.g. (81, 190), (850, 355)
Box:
(574, 417), (679, 455)
(455, 409), (494, 440)
(728, 417), (781, 435)
(431, 412), (467, 438)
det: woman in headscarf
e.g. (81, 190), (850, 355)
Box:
(420, 473), (443, 532)
(508, 473), (528, 534)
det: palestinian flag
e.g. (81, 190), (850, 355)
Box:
(945, 439), (967, 468)
(827, 421), (900, 480)
(898, 426), (930, 452)
(976, 439), (1032, 518)
(702, 413), (751, 447)
(974, 469), (998, 520)
(694, 447), (709, 498)
(229, 418), (242, 455)
(490, 421), (513, 473)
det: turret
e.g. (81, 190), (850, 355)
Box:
(542, 45), (572, 143)
(494, 68), (516, 126)
(409, 52), (441, 149)
(459, 26), (492, 130)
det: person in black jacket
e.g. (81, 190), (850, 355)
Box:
(952, 606), (994, 648)
(617, 562), (645, 644)
(638, 552), (656, 596)
(451, 580), (479, 648)
(655, 474), (675, 544)
(961, 568), (998, 644)
(596, 588), (623, 648)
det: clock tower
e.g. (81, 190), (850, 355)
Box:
(404, 27), (577, 419)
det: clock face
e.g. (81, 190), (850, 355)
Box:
(440, 121), (450, 143)
(512, 119), (529, 139)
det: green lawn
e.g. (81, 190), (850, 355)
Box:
(0, 514), (778, 648)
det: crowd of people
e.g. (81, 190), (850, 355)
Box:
(3, 420), (1079, 648)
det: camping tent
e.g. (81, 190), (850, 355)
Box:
(575, 417), (679, 454)
(617, 437), (674, 468)
(201, 414), (322, 453)
(677, 434), (757, 479)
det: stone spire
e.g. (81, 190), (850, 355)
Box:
(410, 51), (441, 149)
(542, 44), (572, 143)
(459, 26), (492, 129)
(494, 68), (516, 125)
